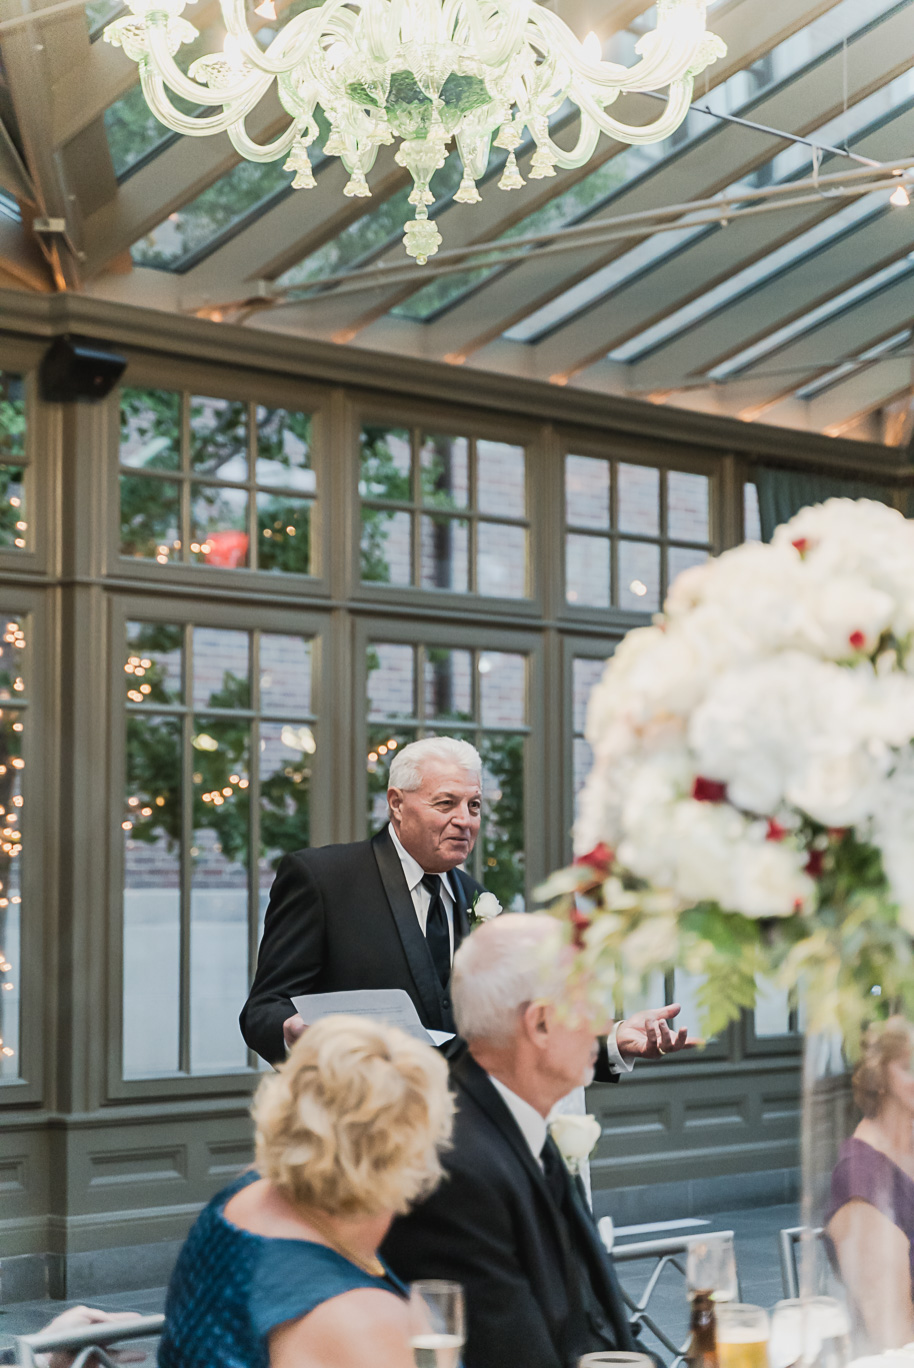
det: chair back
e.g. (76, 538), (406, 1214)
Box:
(15, 1313), (165, 1368)
(778, 1225), (824, 1299)
(610, 1231), (738, 1368)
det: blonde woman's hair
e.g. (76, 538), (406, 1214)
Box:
(852, 1016), (914, 1118)
(253, 1015), (453, 1216)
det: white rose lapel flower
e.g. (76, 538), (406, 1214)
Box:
(547, 1114), (602, 1175)
(469, 890), (502, 927)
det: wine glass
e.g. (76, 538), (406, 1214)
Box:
(409, 1280), (465, 1368)
(687, 1234), (739, 1303)
(769, 1297), (850, 1368)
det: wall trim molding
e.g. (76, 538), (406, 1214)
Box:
(0, 288), (906, 478)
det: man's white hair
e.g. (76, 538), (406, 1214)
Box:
(388, 736), (482, 792)
(452, 913), (566, 1045)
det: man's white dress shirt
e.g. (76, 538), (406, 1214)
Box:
(389, 824), (456, 959)
(488, 1074), (548, 1165)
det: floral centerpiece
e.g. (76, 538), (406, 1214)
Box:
(542, 499), (914, 1047)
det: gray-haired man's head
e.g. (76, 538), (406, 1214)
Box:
(387, 736), (483, 874)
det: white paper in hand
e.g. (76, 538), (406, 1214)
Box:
(291, 989), (454, 1048)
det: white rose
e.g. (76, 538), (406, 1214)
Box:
(472, 891), (502, 922)
(548, 1113), (602, 1165)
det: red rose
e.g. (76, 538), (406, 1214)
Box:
(792, 538), (810, 557)
(569, 906), (591, 949)
(692, 777), (728, 803)
(766, 819), (787, 842)
(848, 631), (866, 651)
(805, 850), (824, 878)
(575, 843), (614, 875)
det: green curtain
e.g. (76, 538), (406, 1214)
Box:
(754, 466), (894, 542)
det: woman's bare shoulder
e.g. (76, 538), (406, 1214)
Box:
(269, 1287), (412, 1368)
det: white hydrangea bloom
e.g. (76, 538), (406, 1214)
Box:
(574, 498), (914, 920)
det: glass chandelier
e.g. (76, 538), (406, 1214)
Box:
(105, 0), (726, 263)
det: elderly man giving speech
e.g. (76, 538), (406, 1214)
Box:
(240, 735), (691, 1069)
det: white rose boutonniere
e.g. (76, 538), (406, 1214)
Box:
(469, 890), (502, 927)
(548, 1114), (602, 1175)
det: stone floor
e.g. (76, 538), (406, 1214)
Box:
(0, 1202), (800, 1363)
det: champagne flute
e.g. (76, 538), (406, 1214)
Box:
(687, 1234), (739, 1303)
(409, 1280), (465, 1368)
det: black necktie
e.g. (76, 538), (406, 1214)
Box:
(421, 873), (451, 987)
(541, 1136), (571, 1210)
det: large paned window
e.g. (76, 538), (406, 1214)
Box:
(366, 642), (527, 908)
(119, 388), (316, 574)
(565, 456), (711, 611)
(0, 614), (26, 1081)
(121, 619), (316, 1078)
(359, 424), (529, 598)
(0, 371), (28, 552)
(572, 655), (606, 824)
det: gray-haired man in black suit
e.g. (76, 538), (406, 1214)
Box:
(240, 736), (487, 1064)
(383, 913), (693, 1368)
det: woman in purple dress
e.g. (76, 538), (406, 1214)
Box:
(826, 1017), (914, 1351)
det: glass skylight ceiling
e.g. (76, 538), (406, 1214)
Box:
(11, 0), (909, 443)
(131, 158), (302, 270)
(383, 0), (907, 325)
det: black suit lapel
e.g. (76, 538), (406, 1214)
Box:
(564, 1164), (637, 1353)
(455, 1056), (582, 1283)
(372, 827), (444, 1030)
(448, 869), (472, 949)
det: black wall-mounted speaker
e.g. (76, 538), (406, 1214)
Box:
(39, 334), (127, 402)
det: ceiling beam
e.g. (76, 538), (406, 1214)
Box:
(773, 348), (914, 436)
(81, 88), (296, 275)
(51, 0), (252, 149)
(707, 265), (914, 420)
(179, 147), (407, 307)
(389, 0), (910, 364)
(621, 196), (914, 394)
(529, 105), (914, 381)
(0, 0), (89, 287)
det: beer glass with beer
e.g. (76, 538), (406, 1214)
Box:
(716, 1303), (770, 1368)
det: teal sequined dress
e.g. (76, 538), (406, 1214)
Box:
(158, 1171), (407, 1368)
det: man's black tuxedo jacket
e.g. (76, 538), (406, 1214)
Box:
(382, 1052), (637, 1368)
(239, 826), (484, 1065)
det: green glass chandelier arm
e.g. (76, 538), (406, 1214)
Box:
(227, 117), (304, 163)
(530, 4), (712, 92)
(361, 0), (399, 63)
(574, 78), (693, 146)
(527, 9), (631, 83)
(145, 21), (267, 105)
(139, 64), (259, 131)
(221, 0), (355, 76)
(532, 111), (601, 170)
(479, 0), (530, 72)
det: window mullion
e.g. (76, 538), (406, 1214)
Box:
(180, 393), (191, 565)
(248, 401), (258, 572)
(247, 630), (261, 1068)
(179, 624), (193, 1075)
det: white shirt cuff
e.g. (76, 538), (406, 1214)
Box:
(605, 1021), (635, 1074)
